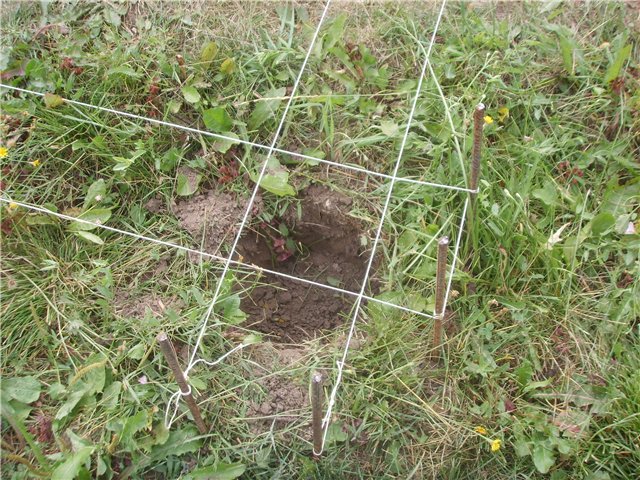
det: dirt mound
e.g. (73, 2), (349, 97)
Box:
(237, 185), (371, 342)
(245, 343), (310, 434)
(173, 189), (249, 255)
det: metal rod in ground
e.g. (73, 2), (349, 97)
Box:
(432, 237), (450, 354)
(470, 103), (485, 195)
(311, 372), (324, 457)
(465, 103), (485, 272)
(156, 332), (208, 434)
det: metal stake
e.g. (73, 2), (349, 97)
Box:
(311, 372), (324, 457)
(432, 236), (449, 353)
(156, 332), (207, 434)
(470, 103), (485, 195)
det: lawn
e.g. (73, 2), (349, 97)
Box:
(0, 1), (639, 479)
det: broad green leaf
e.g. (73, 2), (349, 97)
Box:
(84, 179), (106, 209)
(591, 212), (615, 235)
(44, 93), (64, 108)
(107, 65), (141, 78)
(251, 157), (296, 196)
(176, 172), (201, 196)
(168, 99), (182, 114)
(56, 389), (87, 420)
(532, 182), (559, 207)
(158, 147), (182, 172)
(203, 107), (233, 133)
(71, 356), (107, 396)
(220, 58), (236, 75)
(69, 208), (112, 232)
(103, 8), (122, 27)
(558, 34), (574, 75)
(150, 427), (203, 461)
(182, 86), (201, 104)
(119, 410), (149, 450)
(101, 381), (121, 411)
(242, 334), (261, 346)
(51, 446), (94, 480)
(25, 214), (59, 226)
(604, 43), (631, 84)
(522, 379), (552, 393)
(211, 132), (240, 153)
(324, 14), (347, 50)
(75, 231), (104, 245)
(532, 443), (556, 474)
(186, 462), (246, 480)
(325, 422), (348, 445)
(248, 87), (286, 130)
(137, 422), (170, 452)
(220, 294), (246, 324)
(514, 440), (530, 457)
(1, 376), (41, 403)
(515, 362), (533, 387)
(380, 120), (399, 137)
(200, 41), (218, 64)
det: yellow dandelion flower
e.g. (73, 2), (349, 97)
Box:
(498, 107), (510, 122)
(0, 147), (8, 158)
(474, 426), (488, 435)
(484, 115), (494, 125)
(491, 439), (502, 452)
(30, 159), (41, 167)
(8, 202), (18, 210)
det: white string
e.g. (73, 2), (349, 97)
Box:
(174, 0), (334, 425)
(165, 384), (192, 430)
(318, 0), (449, 454)
(0, 84), (475, 194)
(184, 343), (246, 377)
(440, 196), (469, 317)
(0, 197), (439, 319)
(164, 343), (247, 429)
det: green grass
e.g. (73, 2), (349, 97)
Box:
(1, 1), (639, 479)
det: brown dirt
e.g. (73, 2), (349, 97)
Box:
(237, 184), (372, 343)
(114, 291), (183, 320)
(172, 189), (252, 256)
(245, 343), (310, 434)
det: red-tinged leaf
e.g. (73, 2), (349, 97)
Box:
(1, 218), (14, 235)
(504, 398), (516, 413)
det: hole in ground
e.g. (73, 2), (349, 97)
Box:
(237, 185), (375, 343)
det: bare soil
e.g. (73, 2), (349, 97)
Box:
(172, 188), (251, 256)
(114, 291), (183, 320)
(237, 185), (371, 342)
(245, 343), (310, 434)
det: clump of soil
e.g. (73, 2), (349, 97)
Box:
(114, 291), (183, 320)
(245, 343), (310, 434)
(238, 185), (372, 342)
(173, 189), (250, 255)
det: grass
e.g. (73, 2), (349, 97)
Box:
(1, 1), (639, 479)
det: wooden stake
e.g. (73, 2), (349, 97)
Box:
(156, 332), (207, 434)
(311, 371), (324, 457)
(470, 103), (485, 195)
(432, 237), (449, 353)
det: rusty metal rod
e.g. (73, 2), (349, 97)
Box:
(432, 236), (449, 353)
(156, 332), (207, 434)
(471, 103), (485, 194)
(311, 371), (324, 457)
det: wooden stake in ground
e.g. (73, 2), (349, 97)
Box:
(156, 332), (207, 434)
(432, 236), (449, 354)
(311, 371), (324, 457)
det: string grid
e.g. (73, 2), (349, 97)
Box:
(0, 0), (471, 454)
